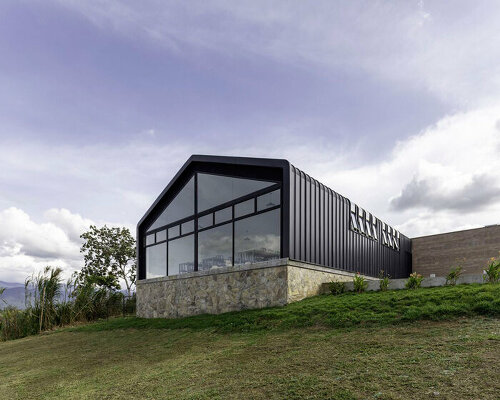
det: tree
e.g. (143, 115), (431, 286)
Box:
(79, 225), (136, 296)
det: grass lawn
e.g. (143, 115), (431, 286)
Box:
(1, 284), (499, 399)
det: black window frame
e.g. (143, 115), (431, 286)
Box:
(143, 171), (282, 277)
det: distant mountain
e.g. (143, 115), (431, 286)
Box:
(1, 286), (26, 309)
(0, 281), (24, 289)
(1, 284), (133, 310)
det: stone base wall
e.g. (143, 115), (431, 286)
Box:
(286, 261), (354, 302)
(412, 225), (500, 277)
(321, 273), (486, 293)
(137, 259), (365, 319)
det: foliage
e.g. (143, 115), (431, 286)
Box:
(329, 281), (346, 295)
(0, 267), (136, 341)
(79, 225), (136, 296)
(74, 283), (500, 334)
(25, 266), (64, 333)
(446, 265), (463, 286)
(2, 319), (499, 400)
(484, 254), (500, 283)
(353, 272), (368, 293)
(405, 272), (424, 289)
(0, 286), (5, 307)
(378, 270), (390, 291)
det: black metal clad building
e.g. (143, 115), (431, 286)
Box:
(288, 164), (412, 279)
(137, 155), (412, 280)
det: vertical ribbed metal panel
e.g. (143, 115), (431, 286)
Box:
(288, 164), (412, 278)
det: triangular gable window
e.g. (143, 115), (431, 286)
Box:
(197, 173), (275, 212)
(147, 176), (195, 232)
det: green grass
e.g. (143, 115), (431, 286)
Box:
(73, 283), (500, 333)
(0, 284), (499, 399)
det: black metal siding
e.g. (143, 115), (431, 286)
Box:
(288, 164), (411, 279)
(138, 155), (412, 281)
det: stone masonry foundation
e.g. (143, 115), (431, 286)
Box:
(136, 259), (368, 318)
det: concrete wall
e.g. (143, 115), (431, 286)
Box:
(137, 259), (368, 318)
(286, 261), (356, 302)
(412, 225), (500, 277)
(321, 273), (486, 293)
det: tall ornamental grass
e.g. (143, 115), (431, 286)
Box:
(0, 267), (135, 341)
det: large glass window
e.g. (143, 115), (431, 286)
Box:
(257, 189), (280, 211)
(234, 209), (280, 265)
(198, 223), (232, 271)
(198, 213), (213, 230)
(169, 234), (194, 276)
(146, 234), (155, 246)
(181, 220), (194, 235)
(198, 173), (275, 212)
(143, 172), (282, 279)
(148, 176), (195, 232)
(156, 230), (167, 242)
(215, 206), (232, 224)
(234, 199), (254, 218)
(146, 243), (166, 279)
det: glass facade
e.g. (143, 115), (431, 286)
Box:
(197, 173), (274, 212)
(198, 223), (232, 271)
(234, 198), (254, 218)
(144, 172), (281, 277)
(148, 176), (195, 231)
(235, 209), (280, 264)
(146, 243), (166, 279)
(257, 189), (280, 212)
(169, 234), (194, 276)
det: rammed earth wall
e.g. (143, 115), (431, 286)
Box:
(136, 259), (366, 318)
(412, 225), (500, 277)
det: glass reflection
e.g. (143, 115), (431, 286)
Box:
(146, 243), (166, 278)
(146, 234), (155, 246)
(215, 207), (232, 224)
(181, 220), (194, 235)
(148, 176), (195, 232)
(168, 225), (179, 239)
(198, 223), (232, 271)
(257, 189), (280, 211)
(198, 213), (213, 230)
(198, 173), (274, 212)
(234, 199), (254, 218)
(168, 234), (194, 276)
(234, 209), (280, 265)
(156, 230), (166, 242)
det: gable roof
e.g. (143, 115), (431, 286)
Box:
(137, 155), (290, 231)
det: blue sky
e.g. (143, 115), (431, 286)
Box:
(1, 1), (500, 282)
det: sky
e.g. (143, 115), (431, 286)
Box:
(1, 0), (500, 283)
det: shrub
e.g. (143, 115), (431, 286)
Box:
(25, 266), (64, 333)
(446, 266), (463, 286)
(484, 255), (499, 283)
(353, 273), (368, 293)
(329, 281), (346, 295)
(405, 272), (424, 289)
(378, 270), (390, 291)
(0, 306), (36, 341)
(0, 267), (136, 342)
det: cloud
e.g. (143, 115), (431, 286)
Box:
(0, 207), (133, 283)
(1, 104), (499, 282)
(56, 1), (500, 106)
(314, 105), (500, 236)
(390, 174), (500, 212)
(0, 207), (81, 261)
(43, 208), (95, 242)
(0, 207), (84, 282)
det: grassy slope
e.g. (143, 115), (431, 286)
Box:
(77, 283), (500, 333)
(0, 284), (499, 400)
